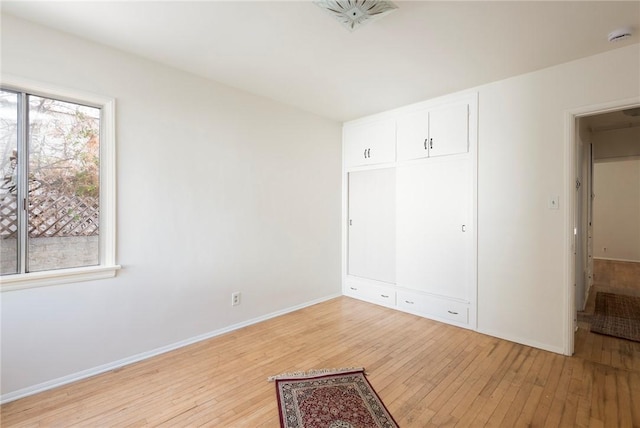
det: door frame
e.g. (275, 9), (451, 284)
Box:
(563, 96), (640, 355)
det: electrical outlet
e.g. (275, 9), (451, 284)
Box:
(231, 292), (241, 306)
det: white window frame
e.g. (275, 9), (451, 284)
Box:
(0, 74), (120, 291)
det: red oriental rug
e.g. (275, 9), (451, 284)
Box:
(269, 368), (398, 428)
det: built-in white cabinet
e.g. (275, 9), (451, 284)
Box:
(344, 118), (396, 167)
(396, 101), (469, 161)
(347, 168), (396, 284)
(343, 92), (477, 330)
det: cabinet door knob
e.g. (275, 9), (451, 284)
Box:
(447, 310), (459, 315)
(462, 224), (466, 232)
(350, 287), (357, 291)
(367, 148), (371, 158)
(424, 138), (428, 150)
(381, 294), (389, 298)
(405, 300), (415, 304)
(364, 149), (367, 159)
(430, 138), (433, 149)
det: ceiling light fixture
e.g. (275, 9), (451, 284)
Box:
(314, 0), (398, 32)
(607, 27), (633, 42)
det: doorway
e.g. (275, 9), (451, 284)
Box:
(571, 103), (640, 354)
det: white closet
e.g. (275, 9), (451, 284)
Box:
(342, 93), (478, 329)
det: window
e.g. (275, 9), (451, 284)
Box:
(0, 76), (118, 290)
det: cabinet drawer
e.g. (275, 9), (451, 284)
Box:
(397, 290), (468, 325)
(345, 281), (396, 307)
(431, 300), (468, 324)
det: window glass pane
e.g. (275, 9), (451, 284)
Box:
(0, 90), (19, 275)
(27, 95), (100, 272)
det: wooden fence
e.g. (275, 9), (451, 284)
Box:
(0, 194), (98, 239)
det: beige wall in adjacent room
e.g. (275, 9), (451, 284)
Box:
(593, 157), (640, 261)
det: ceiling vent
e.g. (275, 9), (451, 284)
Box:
(314, 0), (398, 32)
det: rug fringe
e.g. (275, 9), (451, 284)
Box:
(267, 367), (365, 382)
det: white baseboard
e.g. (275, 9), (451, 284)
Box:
(476, 327), (566, 356)
(0, 293), (341, 404)
(593, 257), (640, 263)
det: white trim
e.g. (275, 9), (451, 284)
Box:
(0, 293), (342, 404)
(476, 327), (565, 355)
(0, 265), (121, 291)
(563, 96), (640, 356)
(0, 74), (118, 291)
(0, 74), (113, 108)
(593, 257), (640, 263)
(563, 109), (576, 356)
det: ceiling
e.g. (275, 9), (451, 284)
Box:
(583, 108), (640, 133)
(2, 1), (639, 122)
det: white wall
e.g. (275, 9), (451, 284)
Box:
(593, 127), (640, 160)
(0, 14), (342, 398)
(476, 44), (639, 352)
(593, 158), (640, 261)
(2, 12), (640, 400)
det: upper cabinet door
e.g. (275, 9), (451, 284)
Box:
(396, 108), (429, 162)
(428, 102), (469, 157)
(344, 119), (396, 168)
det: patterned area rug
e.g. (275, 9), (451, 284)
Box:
(591, 292), (640, 342)
(270, 368), (398, 428)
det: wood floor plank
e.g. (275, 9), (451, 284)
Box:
(2, 292), (640, 427)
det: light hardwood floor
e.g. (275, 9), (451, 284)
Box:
(2, 293), (639, 427)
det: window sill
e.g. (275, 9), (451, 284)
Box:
(0, 265), (121, 292)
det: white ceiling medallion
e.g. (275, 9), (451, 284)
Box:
(314, 0), (398, 32)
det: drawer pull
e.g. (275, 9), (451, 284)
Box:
(405, 300), (415, 304)
(380, 294), (389, 298)
(447, 310), (459, 315)
(350, 287), (358, 291)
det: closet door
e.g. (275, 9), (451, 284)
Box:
(428, 102), (469, 157)
(348, 168), (396, 284)
(396, 158), (471, 300)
